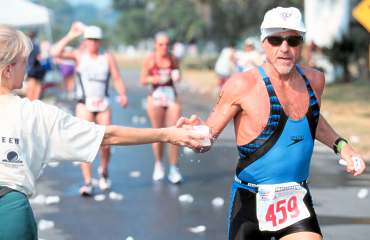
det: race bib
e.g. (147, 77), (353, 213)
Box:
(85, 97), (109, 112)
(256, 182), (310, 231)
(158, 69), (171, 84)
(152, 86), (176, 107)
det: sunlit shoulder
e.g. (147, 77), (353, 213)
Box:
(299, 65), (325, 98)
(222, 68), (260, 96)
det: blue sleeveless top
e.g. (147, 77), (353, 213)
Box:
(236, 65), (320, 184)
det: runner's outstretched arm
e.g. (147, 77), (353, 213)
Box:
(177, 74), (245, 153)
(50, 22), (83, 60)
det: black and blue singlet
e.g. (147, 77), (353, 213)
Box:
(228, 65), (322, 240)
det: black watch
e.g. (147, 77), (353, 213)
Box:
(333, 137), (348, 154)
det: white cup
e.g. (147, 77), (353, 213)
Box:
(352, 156), (362, 171)
(171, 69), (180, 82)
(339, 156), (362, 172)
(193, 125), (211, 147)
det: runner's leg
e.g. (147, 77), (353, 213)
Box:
(280, 232), (322, 240)
(147, 96), (166, 180)
(76, 103), (95, 186)
(165, 101), (182, 183)
(96, 108), (112, 189)
(166, 101), (181, 166)
(147, 96), (166, 162)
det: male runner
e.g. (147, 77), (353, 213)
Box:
(185, 6), (366, 240)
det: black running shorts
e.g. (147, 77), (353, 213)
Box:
(228, 182), (322, 240)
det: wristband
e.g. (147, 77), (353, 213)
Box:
(333, 137), (348, 154)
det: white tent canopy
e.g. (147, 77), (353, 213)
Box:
(0, 0), (51, 27)
(0, 0), (52, 40)
(305, 0), (350, 48)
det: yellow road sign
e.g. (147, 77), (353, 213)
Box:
(352, 0), (370, 32)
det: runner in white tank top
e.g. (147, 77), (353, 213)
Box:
(76, 51), (111, 112)
(51, 23), (128, 196)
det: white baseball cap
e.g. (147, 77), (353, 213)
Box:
(244, 37), (255, 46)
(260, 7), (306, 41)
(84, 25), (103, 39)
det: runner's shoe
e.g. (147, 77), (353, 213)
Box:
(152, 161), (165, 181)
(168, 165), (183, 184)
(79, 183), (93, 197)
(98, 167), (111, 191)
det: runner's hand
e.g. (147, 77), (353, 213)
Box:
(164, 126), (204, 149)
(151, 76), (161, 85)
(67, 22), (85, 39)
(340, 144), (366, 176)
(176, 115), (212, 153)
(176, 114), (204, 128)
(116, 94), (128, 108)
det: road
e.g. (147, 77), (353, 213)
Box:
(34, 69), (370, 240)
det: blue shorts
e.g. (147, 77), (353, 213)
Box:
(0, 190), (37, 240)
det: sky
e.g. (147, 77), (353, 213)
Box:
(66, 0), (111, 9)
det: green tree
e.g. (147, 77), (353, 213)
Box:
(113, 0), (303, 47)
(35, 0), (116, 44)
(193, 0), (302, 47)
(114, 8), (154, 44)
(34, 0), (75, 39)
(113, 0), (206, 45)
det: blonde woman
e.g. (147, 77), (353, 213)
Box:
(0, 25), (203, 240)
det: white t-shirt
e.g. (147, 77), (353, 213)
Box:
(0, 94), (105, 196)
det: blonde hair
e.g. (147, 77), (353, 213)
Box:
(154, 31), (169, 42)
(0, 25), (33, 71)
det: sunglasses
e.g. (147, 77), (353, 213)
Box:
(87, 38), (101, 42)
(157, 43), (169, 47)
(266, 35), (303, 47)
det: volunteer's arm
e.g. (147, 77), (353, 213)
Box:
(102, 125), (203, 149)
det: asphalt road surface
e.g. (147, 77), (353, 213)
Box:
(34, 70), (370, 240)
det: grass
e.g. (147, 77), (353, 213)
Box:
(182, 69), (218, 94)
(116, 55), (370, 159)
(115, 54), (145, 70)
(321, 81), (370, 159)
